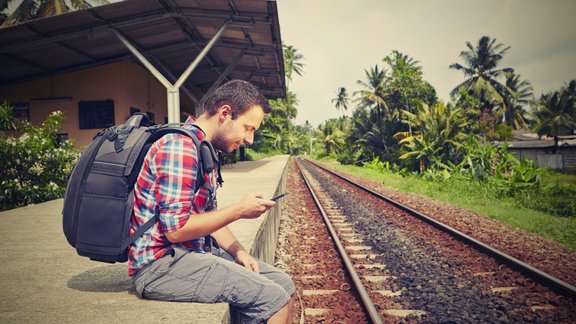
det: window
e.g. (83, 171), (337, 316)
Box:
(13, 103), (30, 122)
(78, 100), (115, 129)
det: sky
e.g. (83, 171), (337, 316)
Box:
(276, 0), (576, 126)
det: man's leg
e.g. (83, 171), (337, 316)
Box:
(134, 247), (295, 323)
(267, 293), (295, 324)
(213, 249), (296, 323)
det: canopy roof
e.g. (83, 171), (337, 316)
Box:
(0, 0), (285, 99)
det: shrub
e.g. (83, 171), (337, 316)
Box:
(0, 107), (79, 211)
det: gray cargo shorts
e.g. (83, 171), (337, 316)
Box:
(133, 247), (295, 323)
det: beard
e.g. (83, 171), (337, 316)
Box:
(211, 128), (237, 153)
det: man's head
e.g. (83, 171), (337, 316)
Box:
(200, 80), (272, 153)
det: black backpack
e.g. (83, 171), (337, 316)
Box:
(62, 113), (221, 263)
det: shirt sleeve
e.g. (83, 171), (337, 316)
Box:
(149, 134), (199, 233)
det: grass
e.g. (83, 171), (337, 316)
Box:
(542, 171), (576, 185)
(320, 159), (576, 250)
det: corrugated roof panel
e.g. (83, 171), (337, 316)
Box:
(0, 0), (285, 98)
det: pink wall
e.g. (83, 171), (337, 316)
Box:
(0, 60), (198, 147)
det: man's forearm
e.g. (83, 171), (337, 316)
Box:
(165, 204), (240, 243)
(211, 226), (247, 258)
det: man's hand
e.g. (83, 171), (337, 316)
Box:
(235, 193), (276, 219)
(235, 250), (260, 273)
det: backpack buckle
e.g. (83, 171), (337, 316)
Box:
(106, 130), (118, 141)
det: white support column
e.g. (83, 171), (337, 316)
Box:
(167, 88), (180, 123)
(111, 20), (230, 123)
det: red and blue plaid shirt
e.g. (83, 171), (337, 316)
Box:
(128, 117), (219, 276)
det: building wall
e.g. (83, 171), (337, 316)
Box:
(511, 148), (562, 170)
(561, 147), (576, 172)
(0, 60), (197, 148)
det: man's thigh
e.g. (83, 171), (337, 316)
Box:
(136, 247), (292, 306)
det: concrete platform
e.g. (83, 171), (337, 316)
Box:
(0, 155), (289, 324)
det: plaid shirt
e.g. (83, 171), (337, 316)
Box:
(128, 117), (219, 276)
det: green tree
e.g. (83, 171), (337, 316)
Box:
(1, 0), (108, 26)
(395, 102), (468, 172)
(255, 44), (304, 154)
(384, 50), (437, 114)
(348, 106), (394, 161)
(533, 80), (576, 137)
(282, 44), (304, 86)
(319, 118), (347, 156)
(353, 65), (392, 153)
(450, 36), (514, 113)
(499, 73), (533, 129)
(331, 87), (350, 115)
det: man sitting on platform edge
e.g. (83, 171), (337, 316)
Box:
(129, 79), (295, 324)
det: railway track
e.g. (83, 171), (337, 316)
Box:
(274, 157), (576, 323)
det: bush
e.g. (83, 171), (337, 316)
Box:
(0, 107), (79, 211)
(516, 184), (576, 217)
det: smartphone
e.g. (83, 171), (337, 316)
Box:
(271, 192), (289, 201)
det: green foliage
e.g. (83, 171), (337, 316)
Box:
(363, 157), (392, 173)
(396, 101), (468, 171)
(533, 80), (576, 137)
(526, 184), (576, 217)
(0, 107), (79, 210)
(0, 101), (17, 130)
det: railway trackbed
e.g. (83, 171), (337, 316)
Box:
(274, 158), (576, 323)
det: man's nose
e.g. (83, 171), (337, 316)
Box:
(244, 132), (254, 145)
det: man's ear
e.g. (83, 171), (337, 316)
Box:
(218, 105), (232, 122)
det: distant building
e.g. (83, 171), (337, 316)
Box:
(496, 131), (576, 172)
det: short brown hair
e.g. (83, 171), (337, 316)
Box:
(202, 80), (272, 118)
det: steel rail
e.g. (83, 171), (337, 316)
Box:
(296, 159), (383, 324)
(300, 158), (576, 299)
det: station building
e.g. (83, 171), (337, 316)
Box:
(0, 0), (285, 148)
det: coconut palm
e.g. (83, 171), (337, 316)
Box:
(499, 73), (533, 129)
(450, 36), (514, 110)
(1, 0), (107, 26)
(331, 87), (350, 115)
(282, 44), (304, 85)
(533, 81), (576, 137)
(319, 119), (345, 155)
(354, 65), (389, 116)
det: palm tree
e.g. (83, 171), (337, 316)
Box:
(353, 64), (409, 160)
(349, 107), (387, 160)
(2, 0), (107, 26)
(282, 44), (304, 85)
(331, 87), (350, 115)
(533, 81), (576, 138)
(319, 119), (345, 155)
(354, 65), (389, 116)
(499, 73), (533, 129)
(450, 36), (514, 111)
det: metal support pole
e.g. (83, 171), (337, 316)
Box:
(111, 20), (230, 123)
(111, 29), (172, 90)
(174, 20), (230, 89)
(198, 49), (245, 112)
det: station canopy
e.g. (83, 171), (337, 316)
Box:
(0, 0), (286, 100)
